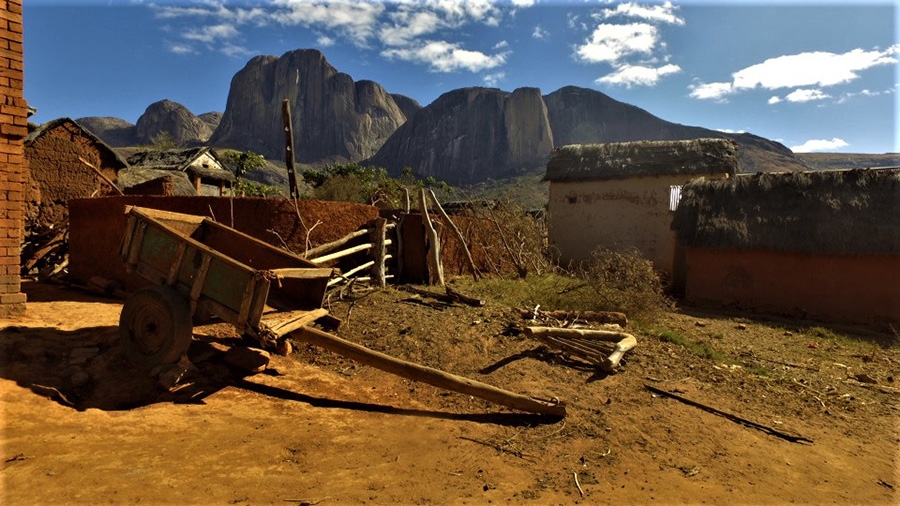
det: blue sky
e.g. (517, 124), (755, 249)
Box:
(24, 0), (898, 154)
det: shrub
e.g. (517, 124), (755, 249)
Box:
(581, 247), (670, 319)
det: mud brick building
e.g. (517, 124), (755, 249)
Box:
(0, 0), (26, 317)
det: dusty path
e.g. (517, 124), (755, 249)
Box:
(1, 282), (898, 504)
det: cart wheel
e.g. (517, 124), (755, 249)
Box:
(119, 286), (193, 368)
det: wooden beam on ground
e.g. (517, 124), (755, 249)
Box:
(644, 384), (813, 444)
(293, 326), (566, 417)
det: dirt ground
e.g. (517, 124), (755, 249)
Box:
(2, 281), (898, 505)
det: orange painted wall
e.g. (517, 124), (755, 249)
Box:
(684, 247), (900, 324)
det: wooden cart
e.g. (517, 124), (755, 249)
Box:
(118, 206), (333, 367)
(117, 206), (566, 417)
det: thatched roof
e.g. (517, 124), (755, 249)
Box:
(126, 147), (235, 183)
(25, 117), (130, 169)
(116, 168), (197, 196)
(544, 138), (739, 182)
(673, 168), (900, 255)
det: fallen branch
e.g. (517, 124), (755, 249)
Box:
(574, 472), (585, 497)
(644, 384), (813, 444)
(519, 308), (627, 327)
(446, 286), (485, 307)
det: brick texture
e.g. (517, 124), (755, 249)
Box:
(0, 2), (25, 317)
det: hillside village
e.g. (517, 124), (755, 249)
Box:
(2, 6), (899, 505)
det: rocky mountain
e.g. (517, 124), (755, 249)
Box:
(209, 49), (408, 163)
(135, 99), (213, 146)
(366, 85), (809, 183)
(390, 94), (423, 122)
(544, 86), (808, 174)
(74, 116), (137, 147)
(198, 112), (223, 133)
(366, 87), (554, 184)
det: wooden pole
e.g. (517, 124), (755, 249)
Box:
(282, 99), (299, 200)
(427, 189), (479, 281)
(370, 217), (387, 287)
(294, 326), (566, 417)
(418, 188), (444, 286)
(303, 229), (369, 259)
(79, 157), (123, 195)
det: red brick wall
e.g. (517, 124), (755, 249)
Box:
(683, 247), (900, 325)
(0, 0), (26, 317)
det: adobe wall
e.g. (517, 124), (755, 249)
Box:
(25, 122), (121, 230)
(548, 174), (700, 274)
(0, 0), (26, 317)
(684, 247), (900, 324)
(68, 196), (381, 290)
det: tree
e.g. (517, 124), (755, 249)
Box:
(221, 150), (280, 197)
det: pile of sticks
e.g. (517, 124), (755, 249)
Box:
(21, 224), (68, 279)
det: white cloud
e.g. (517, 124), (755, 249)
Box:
(784, 88), (831, 103)
(154, 1), (532, 73)
(768, 96), (782, 104)
(575, 23), (658, 63)
(692, 45), (899, 102)
(715, 128), (746, 134)
(790, 138), (849, 152)
(532, 24), (549, 40)
(596, 1), (684, 26)
(595, 63), (681, 87)
(272, 0), (385, 46)
(483, 71), (505, 87)
(168, 43), (196, 55)
(382, 40), (507, 72)
(493, 40), (509, 50)
(688, 81), (733, 101)
(317, 34), (335, 47)
(220, 42), (253, 58)
(183, 23), (238, 43)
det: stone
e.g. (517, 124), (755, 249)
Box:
(223, 346), (271, 373)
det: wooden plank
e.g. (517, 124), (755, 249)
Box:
(188, 254), (212, 316)
(294, 326), (566, 417)
(269, 267), (335, 279)
(166, 241), (187, 286)
(261, 308), (329, 336)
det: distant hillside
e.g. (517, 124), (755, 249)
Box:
(74, 48), (847, 186)
(797, 153), (900, 171)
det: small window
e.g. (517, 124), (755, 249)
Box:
(669, 185), (682, 212)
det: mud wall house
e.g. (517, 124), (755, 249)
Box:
(24, 118), (129, 231)
(125, 147), (235, 196)
(0, 0), (27, 317)
(544, 138), (739, 282)
(673, 169), (900, 324)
